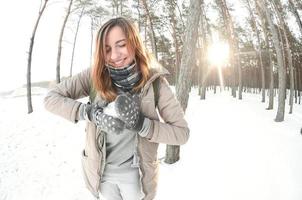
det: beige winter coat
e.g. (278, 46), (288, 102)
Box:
(44, 66), (189, 200)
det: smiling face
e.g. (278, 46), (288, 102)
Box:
(92, 17), (151, 102)
(105, 26), (135, 68)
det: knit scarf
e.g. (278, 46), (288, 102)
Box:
(106, 60), (142, 92)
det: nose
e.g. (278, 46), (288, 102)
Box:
(110, 47), (120, 61)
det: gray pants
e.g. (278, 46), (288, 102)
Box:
(100, 181), (144, 200)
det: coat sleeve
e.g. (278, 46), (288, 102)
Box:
(44, 68), (91, 123)
(147, 77), (190, 145)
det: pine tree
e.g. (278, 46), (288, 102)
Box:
(165, 0), (202, 164)
(27, 0), (49, 113)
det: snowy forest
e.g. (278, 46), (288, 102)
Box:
(1, 0), (302, 199)
(25, 0), (302, 123)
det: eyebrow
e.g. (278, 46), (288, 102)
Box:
(116, 39), (126, 44)
(105, 39), (126, 48)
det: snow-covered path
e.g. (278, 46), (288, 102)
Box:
(1, 88), (302, 200)
(158, 89), (302, 200)
(0, 92), (92, 200)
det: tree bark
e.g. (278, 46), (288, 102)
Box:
(136, 0), (141, 32)
(294, 65), (298, 104)
(120, 0), (123, 15)
(56, 0), (73, 83)
(27, 0), (49, 114)
(246, 0), (266, 102)
(201, 5), (213, 99)
(90, 17), (93, 65)
(217, 0), (241, 99)
(141, 0), (158, 59)
(272, 0), (294, 114)
(255, 0), (274, 109)
(258, 0), (286, 122)
(289, 0), (302, 36)
(165, 0), (202, 164)
(298, 67), (301, 104)
(70, 6), (85, 77)
(289, 0), (302, 106)
(293, 0), (302, 10)
(199, 4), (208, 100)
(166, 0), (181, 84)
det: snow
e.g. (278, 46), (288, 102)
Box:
(0, 87), (302, 200)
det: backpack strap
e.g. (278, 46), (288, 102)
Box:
(152, 77), (160, 108)
(89, 81), (96, 103)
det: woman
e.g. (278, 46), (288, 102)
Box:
(44, 17), (189, 200)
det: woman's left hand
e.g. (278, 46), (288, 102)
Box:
(115, 94), (145, 132)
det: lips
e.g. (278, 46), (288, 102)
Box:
(113, 58), (126, 67)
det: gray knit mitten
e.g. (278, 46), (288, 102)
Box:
(115, 94), (145, 132)
(79, 103), (125, 134)
(94, 111), (125, 134)
(78, 103), (98, 122)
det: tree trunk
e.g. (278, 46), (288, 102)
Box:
(246, 0), (265, 102)
(110, 0), (119, 16)
(120, 0), (123, 15)
(272, 0), (294, 114)
(289, 0), (302, 36)
(165, 0), (202, 164)
(144, 17), (147, 43)
(285, 33), (294, 114)
(136, 0), (141, 32)
(255, 0), (274, 109)
(294, 66), (298, 104)
(70, 6), (85, 77)
(293, 0), (302, 10)
(237, 49), (243, 99)
(27, 0), (49, 114)
(298, 67), (301, 104)
(56, 0), (73, 83)
(200, 53), (208, 99)
(259, 48), (265, 103)
(167, 0), (181, 84)
(164, 145), (180, 164)
(200, 6), (208, 100)
(141, 0), (158, 59)
(217, 0), (241, 98)
(267, 48), (274, 110)
(289, 0), (302, 106)
(259, 0), (286, 122)
(90, 17), (93, 65)
(201, 5), (213, 99)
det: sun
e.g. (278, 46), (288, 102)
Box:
(207, 42), (230, 67)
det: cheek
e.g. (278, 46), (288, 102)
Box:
(124, 46), (134, 56)
(122, 48), (131, 56)
(125, 49), (135, 60)
(105, 53), (111, 61)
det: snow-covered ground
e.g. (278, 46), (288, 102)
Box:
(0, 87), (302, 200)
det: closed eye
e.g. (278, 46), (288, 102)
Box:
(118, 44), (126, 48)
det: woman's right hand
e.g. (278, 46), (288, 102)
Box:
(79, 103), (125, 134)
(92, 107), (125, 134)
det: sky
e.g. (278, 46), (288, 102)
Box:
(0, 0), (92, 92)
(0, 0), (300, 92)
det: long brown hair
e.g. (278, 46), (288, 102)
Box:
(92, 17), (151, 102)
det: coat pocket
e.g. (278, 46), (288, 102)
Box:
(81, 149), (101, 197)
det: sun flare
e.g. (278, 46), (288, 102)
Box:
(207, 42), (230, 67)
